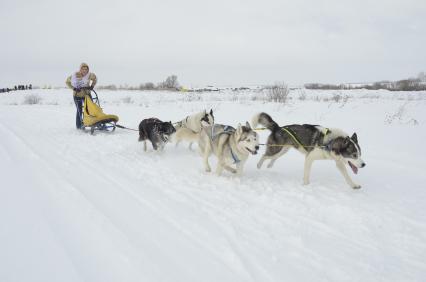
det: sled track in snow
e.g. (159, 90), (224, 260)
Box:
(1, 97), (426, 281)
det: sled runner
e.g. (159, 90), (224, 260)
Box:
(82, 89), (119, 134)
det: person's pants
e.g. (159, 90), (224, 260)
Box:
(73, 96), (84, 129)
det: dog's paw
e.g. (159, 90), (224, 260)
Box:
(352, 184), (361, 189)
(205, 167), (211, 173)
(257, 163), (262, 169)
(267, 163), (274, 169)
(303, 180), (310, 186)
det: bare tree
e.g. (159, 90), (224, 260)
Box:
(159, 75), (179, 89)
(266, 82), (290, 103)
(144, 82), (155, 90)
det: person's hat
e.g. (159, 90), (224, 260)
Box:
(80, 62), (89, 70)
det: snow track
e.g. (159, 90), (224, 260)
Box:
(1, 90), (426, 281)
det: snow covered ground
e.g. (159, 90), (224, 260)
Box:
(1, 88), (425, 282)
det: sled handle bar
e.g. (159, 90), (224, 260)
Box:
(78, 87), (100, 106)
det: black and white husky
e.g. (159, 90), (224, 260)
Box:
(252, 112), (366, 189)
(198, 122), (259, 176)
(138, 118), (176, 151)
(173, 109), (214, 149)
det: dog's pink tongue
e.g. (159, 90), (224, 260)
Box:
(349, 162), (358, 174)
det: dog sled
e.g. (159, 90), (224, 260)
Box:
(82, 89), (119, 134)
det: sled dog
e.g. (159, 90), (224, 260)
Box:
(138, 118), (176, 151)
(198, 122), (259, 176)
(252, 112), (366, 189)
(174, 109), (214, 149)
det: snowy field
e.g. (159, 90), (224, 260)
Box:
(1, 88), (425, 282)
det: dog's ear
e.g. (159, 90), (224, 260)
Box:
(245, 121), (251, 129)
(351, 132), (358, 143)
(210, 109), (213, 115)
(237, 123), (243, 135)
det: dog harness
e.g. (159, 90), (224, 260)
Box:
(280, 126), (305, 150)
(229, 147), (240, 164)
(256, 126), (331, 151)
(282, 126), (332, 152)
(210, 125), (240, 164)
(323, 141), (333, 152)
(210, 125), (235, 140)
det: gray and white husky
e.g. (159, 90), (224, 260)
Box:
(173, 109), (215, 149)
(198, 122), (259, 176)
(252, 112), (366, 189)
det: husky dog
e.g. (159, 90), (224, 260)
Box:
(198, 122), (259, 176)
(138, 118), (176, 151)
(174, 109), (214, 149)
(252, 112), (366, 189)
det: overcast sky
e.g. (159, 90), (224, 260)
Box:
(1, 0), (425, 87)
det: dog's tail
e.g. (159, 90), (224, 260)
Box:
(252, 112), (279, 131)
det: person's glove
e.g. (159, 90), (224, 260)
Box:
(73, 87), (81, 92)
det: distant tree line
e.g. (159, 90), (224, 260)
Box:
(305, 72), (426, 91)
(0, 84), (33, 93)
(97, 75), (180, 91)
(304, 83), (350, 90)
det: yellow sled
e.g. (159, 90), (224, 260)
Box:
(82, 92), (119, 134)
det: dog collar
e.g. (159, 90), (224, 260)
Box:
(324, 140), (333, 151)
